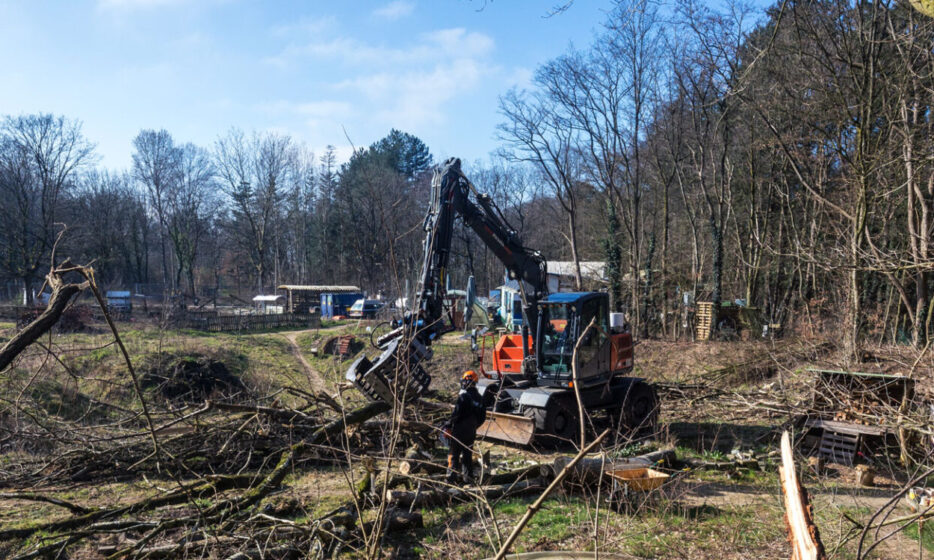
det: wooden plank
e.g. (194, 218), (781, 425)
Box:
(804, 418), (887, 437)
(779, 431), (826, 560)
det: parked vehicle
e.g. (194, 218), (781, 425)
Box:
(348, 299), (385, 319)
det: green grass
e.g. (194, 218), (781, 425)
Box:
(467, 493), (784, 557)
(494, 497), (591, 544)
(904, 519), (934, 554)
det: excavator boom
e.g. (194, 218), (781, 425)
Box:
(346, 158), (547, 403)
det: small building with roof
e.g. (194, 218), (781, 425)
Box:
(253, 294), (285, 314)
(545, 261), (606, 292)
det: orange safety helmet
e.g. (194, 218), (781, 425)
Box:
(461, 370), (479, 384)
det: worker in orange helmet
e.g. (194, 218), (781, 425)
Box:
(444, 370), (486, 484)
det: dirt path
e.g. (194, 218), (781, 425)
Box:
(282, 329), (329, 393)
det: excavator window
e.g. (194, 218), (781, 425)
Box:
(577, 297), (608, 366)
(539, 303), (574, 374)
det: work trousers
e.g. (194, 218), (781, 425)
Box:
(447, 436), (474, 481)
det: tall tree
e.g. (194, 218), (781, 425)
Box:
(214, 129), (296, 294)
(499, 87), (586, 289)
(168, 143), (217, 297)
(132, 129), (179, 293)
(0, 114), (95, 303)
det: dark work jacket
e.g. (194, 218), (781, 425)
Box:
(449, 386), (486, 445)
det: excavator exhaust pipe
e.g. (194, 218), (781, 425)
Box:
(346, 337), (432, 403)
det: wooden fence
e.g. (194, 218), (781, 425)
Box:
(176, 312), (320, 333)
(0, 305), (32, 320)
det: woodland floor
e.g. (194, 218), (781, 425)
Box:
(0, 316), (931, 559)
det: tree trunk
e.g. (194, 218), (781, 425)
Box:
(2, 268), (85, 372)
(21, 276), (32, 305)
(569, 211), (582, 291)
(710, 213), (723, 308)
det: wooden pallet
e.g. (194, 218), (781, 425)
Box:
(695, 302), (714, 341)
(337, 335), (356, 358)
(818, 429), (860, 466)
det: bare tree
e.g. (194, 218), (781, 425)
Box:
(73, 170), (151, 286)
(0, 114), (95, 303)
(132, 129), (180, 294)
(168, 143), (218, 298)
(499, 87), (586, 289)
(214, 129), (296, 295)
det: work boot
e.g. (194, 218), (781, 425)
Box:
(461, 457), (475, 485)
(446, 454), (460, 484)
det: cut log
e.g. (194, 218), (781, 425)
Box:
(399, 458), (447, 476)
(397, 443), (445, 476)
(308, 401), (391, 446)
(385, 478), (547, 508)
(779, 431), (826, 560)
(361, 508), (423, 533)
(485, 464), (554, 486)
(555, 448), (676, 484)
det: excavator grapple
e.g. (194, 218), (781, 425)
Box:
(346, 336), (432, 402)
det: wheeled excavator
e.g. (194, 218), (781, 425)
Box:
(346, 158), (658, 446)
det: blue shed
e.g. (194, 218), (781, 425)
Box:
(320, 292), (364, 318)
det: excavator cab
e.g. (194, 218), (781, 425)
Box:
(536, 292), (612, 388)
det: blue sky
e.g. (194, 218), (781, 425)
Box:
(0, 0), (619, 169)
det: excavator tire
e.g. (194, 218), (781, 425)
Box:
(532, 397), (580, 448)
(615, 381), (659, 439)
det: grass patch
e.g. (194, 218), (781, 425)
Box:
(494, 497), (591, 545)
(904, 520), (934, 554)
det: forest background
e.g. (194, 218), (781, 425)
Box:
(2, 0), (932, 362)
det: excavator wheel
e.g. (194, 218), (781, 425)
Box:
(614, 382), (659, 440)
(532, 397), (580, 448)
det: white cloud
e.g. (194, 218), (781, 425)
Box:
(336, 57), (490, 129)
(295, 101), (354, 131)
(295, 101), (353, 118)
(258, 100), (353, 118)
(256, 100), (356, 135)
(264, 24), (497, 145)
(372, 1), (415, 21)
(270, 16), (337, 39)
(97, 0), (186, 9)
(268, 28), (494, 68)
(506, 66), (534, 89)
(422, 28), (493, 57)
